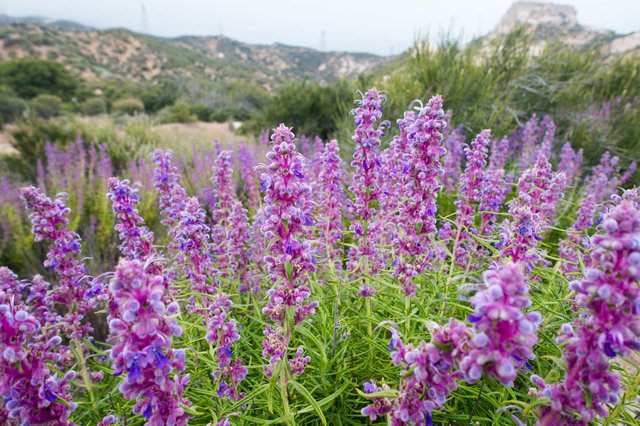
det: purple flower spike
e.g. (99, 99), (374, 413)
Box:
(460, 263), (540, 387)
(347, 88), (389, 285)
(256, 124), (318, 378)
(533, 198), (640, 425)
(108, 259), (192, 425)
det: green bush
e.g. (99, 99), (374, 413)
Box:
(7, 116), (87, 180)
(111, 97), (145, 116)
(158, 102), (197, 124)
(0, 57), (78, 100)
(243, 79), (353, 139)
(29, 94), (63, 119)
(82, 97), (107, 116)
(0, 90), (27, 125)
(140, 81), (180, 113)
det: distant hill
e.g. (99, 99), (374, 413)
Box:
(487, 1), (640, 56)
(0, 16), (389, 88)
(1, 2), (638, 92)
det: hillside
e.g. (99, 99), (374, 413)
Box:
(0, 16), (388, 89)
(487, 1), (640, 56)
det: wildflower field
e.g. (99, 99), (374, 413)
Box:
(0, 87), (639, 426)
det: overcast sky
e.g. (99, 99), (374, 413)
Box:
(3, 0), (640, 55)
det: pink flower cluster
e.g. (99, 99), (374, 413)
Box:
(393, 96), (448, 295)
(108, 259), (192, 425)
(461, 263), (541, 386)
(532, 197), (640, 425)
(257, 124), (317, 377)
(206, 293), (247, 401)
(347, 88), (389, 285)
(20, 186), (95, 338)
(315, 139), (347, 269)
(453, 129), (490, 267)
(362, 319), (472, 425)
(0, 273), (77, 425)
(107, 177), (156, 261)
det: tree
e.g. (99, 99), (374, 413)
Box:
(0, 57), (79, 100)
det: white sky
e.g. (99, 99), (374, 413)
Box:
(3, 0), (640, 55)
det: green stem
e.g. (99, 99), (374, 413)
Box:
(72, 337), (97, 414)
(466, 377), (486, 426)
(404, 296), (410, 335)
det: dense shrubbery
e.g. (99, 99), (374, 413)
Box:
(29, 94), (63, 119)
(81, 97), (108, 116)
(243, 79), (355, 139)
(111, 97), (145, 116)
(0, 57), (78, 100)
(0, 85), (638, 425)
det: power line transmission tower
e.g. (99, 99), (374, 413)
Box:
(140, 3), (149, 33)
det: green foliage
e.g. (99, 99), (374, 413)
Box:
(7, 116), (84, 180)
(243, 79), (354, 139)
(0, 57), (79, 100)
(29, 94), (63, 119)
(111, 97), (145, 116)
(158, 102), (198, 124)
(0, 88), (27, 125)
(81, 97), (107, 116)
(139, 81), (180, 113)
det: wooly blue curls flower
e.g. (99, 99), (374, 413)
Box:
(20, 186), (95, 339)
(315, 139), (348, 270)
(256, 124), (318, 378)
(108, 259), (192, 425)
(362, 319), (472, 425)
(460, 262), (540, 387)
(393, 96), (448, 295)
(0, 293), (77, 425)
(532, 197), (640, 425)
(107, 177), (156, 261)
(347, 88), (389, 287)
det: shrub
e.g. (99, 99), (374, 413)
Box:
(81, 97), (107, 116)
(140, 81), (180, 113)
(29, 94), (63, 119)
(158, 102), (198, 124)
(0, 90), (27, 125)
(111, 97), (144, 116)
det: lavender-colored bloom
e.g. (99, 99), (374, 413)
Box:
(347, 88), (389, 286)
(206, 293), (246, 401)
(108, 259), (192, 425)
(453, 129), (490, 267)
(558, 143), (583, 184)
(442, 125), (465, 192)
(315, 139), (347, 270)
(362, 319), (472, 425)
(478, 168), (510, 235)
(360, 381), (394, 421)
(393, 97), (448, 295)
(152, 150), (189, 230)
(20, 186), (95, 338)
(107, 178), (156, 261)
(460, 263), (540, 386)
(559, 192), (599, 274)
(618, 160), (637, 187)
(498, 155), (566, 268)
(489, 136), (510, 170)
(257, 124), (318, 378)
(532, 198), (640, 425)
(0, 294), (77, 425)
(210, 150), (251, 280)
(176, 197), (216, 294)
(237, 143), (261, 212)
